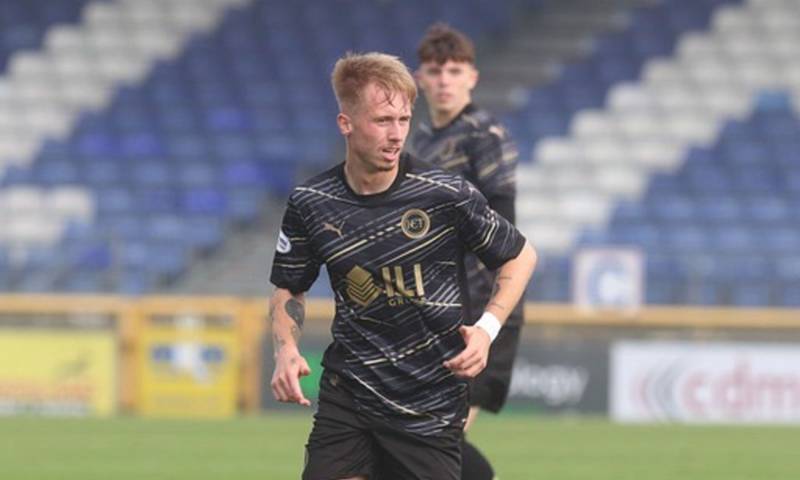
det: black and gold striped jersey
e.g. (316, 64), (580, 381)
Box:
(270, 153), (525, 435)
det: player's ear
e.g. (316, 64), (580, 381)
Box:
(337, 113), (352, 136)
(468, 66), (479, 90)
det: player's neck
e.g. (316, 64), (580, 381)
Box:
(430, 100), (470, 129)
(343, 157), (398, 195)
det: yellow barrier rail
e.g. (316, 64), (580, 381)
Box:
(0, 295), (797, 415)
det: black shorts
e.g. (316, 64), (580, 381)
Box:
(469, 324), (522, 413)
(303, 371), (462, 480)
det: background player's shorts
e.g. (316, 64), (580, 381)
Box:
(469, 324), (521, 413)
(303, 371), (462, 480)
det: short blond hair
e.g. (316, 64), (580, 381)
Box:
(331, 52), (417, 113)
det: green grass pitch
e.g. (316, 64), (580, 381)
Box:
(1, 413), (798, 479)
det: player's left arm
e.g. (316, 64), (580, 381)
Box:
(444, 241), (536, 378)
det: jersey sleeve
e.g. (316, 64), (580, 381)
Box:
(269, 195), (321, 294)
(455, 180), (526, 271)
(468, 124), (518, 200)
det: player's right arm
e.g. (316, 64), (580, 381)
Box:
(270, 287), (311, 406)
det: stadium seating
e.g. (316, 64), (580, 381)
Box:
(0, 0), (521, 294)
(520, 0), (800, 306)
(0, 0), (98, 73)
(0, 0), (797, 307)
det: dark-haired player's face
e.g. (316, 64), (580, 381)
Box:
(340, 83), (411, 173)
(416, 60), (477, 115)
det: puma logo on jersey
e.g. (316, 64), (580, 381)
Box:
(322, 220), (345, 238)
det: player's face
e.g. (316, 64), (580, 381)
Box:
(339, 83), (412, 173)
(416, 60), (478, 115)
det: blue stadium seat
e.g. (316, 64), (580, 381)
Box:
(177, 162), (218, 187)
(116, 269), (155, 295)
(62, 272), (107, 293)
(99, 215), (146, 242)
(157, 107), (199, 133)
(685, 165), (733, 193)
(575, 228), (611, 246)
(146, 215), (186, 244)
(167, 134), (210, 159)
(68, 240), (113, 273)
(212, 135), (256, 161)
(135, 187), (180, 214)
(745, 197), (790, 224)
(610, 225), (662, 250)
(647, 174), (687, 195)
(131, 161), (175, 187)
(182, 187), (228, 216)
(184, 217), (225, 252)
(222, 161), (266, 188)
(646, 281), (678, 304)
(34, 160), (79, 185)
(648, 195), (696, 223)
(75, 132), (118, 160)
(96, 188), (135, 216)
(206, 107), (251, 132)
(685, 283), (724, 306)
(147, 243), (190, 280)
(83, 160), (123, 187)
(695, 195), (742, 224)
(711, 226), (757, 253)
(664, 227), (709, 252)
(732, 166), (779, 194)
(228, 189), (265, 224)
(762, 228), (800, 254)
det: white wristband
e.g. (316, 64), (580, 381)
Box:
(475, 312), (501, 342)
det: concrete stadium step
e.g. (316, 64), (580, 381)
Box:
(473, 0), (655, 113)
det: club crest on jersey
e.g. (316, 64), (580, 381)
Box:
(401, 209), (430, 239)
(276, 229), (291, 253)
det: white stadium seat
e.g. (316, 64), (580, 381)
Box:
(46, 188), (95, 223)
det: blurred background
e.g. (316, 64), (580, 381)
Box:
(0, 0), (799, 477)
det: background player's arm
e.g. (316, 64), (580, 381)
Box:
(471, 126), (517, 225)
(269, 287), (311, 406)
(445, 241), (536, 378)
(488, 194), (515, 225)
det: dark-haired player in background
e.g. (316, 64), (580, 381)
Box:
(270, 51), (536, 479)
(409, 23), (524, 480)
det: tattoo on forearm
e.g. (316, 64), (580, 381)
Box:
(285, 298), (305, 329)
(491, 275), (512, 297)
(489, 275), (512, 312)
(270, 297), (304, 355)
(272, 333), (286, 354)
